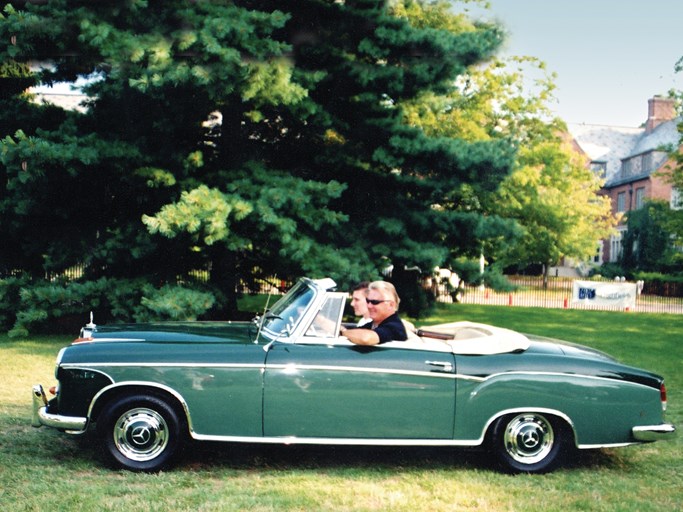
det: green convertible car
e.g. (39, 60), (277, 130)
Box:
(32, 277), (675, 473)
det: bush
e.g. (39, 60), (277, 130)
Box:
(7, 278), (140, 337)
(4, 278), (217, 337)
(632, 271), (683, 284)
(632, 272), (683, 298)
(0, 275), (31, 331)
(589, 263), (628, 280)
(137, 285), (216, 322)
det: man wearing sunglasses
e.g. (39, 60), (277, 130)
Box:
(340, 281), (408, 345)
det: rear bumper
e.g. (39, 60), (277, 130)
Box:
(32, 384), (87, 433)
(632, 423), (677, 442)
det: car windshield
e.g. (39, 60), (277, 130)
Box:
(261, 280), (316, 338)
(305, 295), (346, 338)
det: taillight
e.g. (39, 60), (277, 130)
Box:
(661, 383), (668, 412)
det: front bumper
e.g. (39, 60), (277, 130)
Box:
(31, 384), (87, 433)
(632, 423), (677, 442)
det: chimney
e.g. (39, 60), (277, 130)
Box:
(646, 95), (676, 132)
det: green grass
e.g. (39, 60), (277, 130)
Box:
(1, 305), (681, 512)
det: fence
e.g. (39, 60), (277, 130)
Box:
(6, 267), (683, 315)
(434, 275), (683, 315)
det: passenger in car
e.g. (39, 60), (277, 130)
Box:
(350, 281), (372, 327)
(340, 281), (408, 345)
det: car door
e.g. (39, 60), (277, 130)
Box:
(263, 340), (456, 440)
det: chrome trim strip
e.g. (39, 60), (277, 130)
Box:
(263, 367), (664, 388)
(88, 380), (196, 433)
(75, 338), (146, 343)
(266, 363), (458, 380)
(472, 370), (659, 389)
(578, 442), (636, 449)
(479, 406), (578, 447)
(59, 363), (654, 388)
(632, 424), (677, 442)
(62, 362), (265, 370)
(59, 366), (116, 380)
(61, 362), (458, 380)
(190, 433), (482, 447)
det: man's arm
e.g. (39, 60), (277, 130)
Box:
(340, 325), (380, 346)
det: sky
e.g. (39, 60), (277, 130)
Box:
(466, 0), (683, 127)
(36, 1), (682, 128)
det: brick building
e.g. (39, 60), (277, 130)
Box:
(569, 96), (680, 266)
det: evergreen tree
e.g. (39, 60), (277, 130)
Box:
(1, 1), (512, 316)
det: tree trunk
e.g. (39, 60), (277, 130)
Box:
(209, 249), (240, 319)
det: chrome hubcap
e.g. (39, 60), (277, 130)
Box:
(503, 414), (554, 464)
(113, 407), (169, 462)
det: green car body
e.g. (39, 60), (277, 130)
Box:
(32, 278), (676, 473)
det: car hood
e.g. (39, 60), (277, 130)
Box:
(85, 321), (255, 344)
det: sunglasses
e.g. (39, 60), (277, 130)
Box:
(366, 299), (391, 305)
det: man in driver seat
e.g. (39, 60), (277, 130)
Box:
(340, 281), (407, 345)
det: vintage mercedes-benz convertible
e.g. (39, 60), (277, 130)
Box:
(32, 277), (675, 473)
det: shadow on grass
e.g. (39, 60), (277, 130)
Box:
(183, 442), (490, 472)
(175, 440), (636, 474)
(18, 423), (638, 475)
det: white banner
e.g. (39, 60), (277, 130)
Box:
(572, 280), (637, 309)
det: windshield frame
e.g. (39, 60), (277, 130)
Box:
(260, 279), (325, 341)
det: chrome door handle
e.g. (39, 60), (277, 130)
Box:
(425, 360), (453, 372)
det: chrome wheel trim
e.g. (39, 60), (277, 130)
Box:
(113, 407), (169, 462)
(503, 413), (554, 465)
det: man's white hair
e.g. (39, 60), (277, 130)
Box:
(368, 281), (400, 308)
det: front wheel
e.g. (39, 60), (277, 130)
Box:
(97, 395), (185, 472)
(491, 412), (572, 474)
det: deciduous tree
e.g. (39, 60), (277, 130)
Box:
(397, 0), (616, 284)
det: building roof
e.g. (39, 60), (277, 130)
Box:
(568, 123), (643, 180)
(569, 117), (680, 186)
(630, 118), (679, 155)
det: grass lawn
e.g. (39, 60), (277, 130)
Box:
(0, 304), (681, 511)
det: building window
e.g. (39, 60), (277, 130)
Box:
(635, 187), (645, 209)
(642, 152), (653, 173)
(616, 192), (626, 212)
(672, 188), (682, 210)
(590, 161), (607, 176)
(610, 230), (624, 262)
(593, 242), (603, 264)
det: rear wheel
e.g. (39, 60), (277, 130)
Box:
(97, 395), (185, 472)
(491, 412), (571, 474)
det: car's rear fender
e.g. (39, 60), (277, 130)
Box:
(454, 372), (664, 447)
